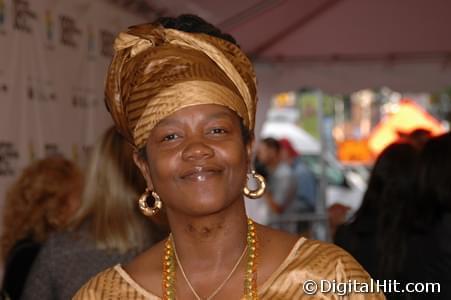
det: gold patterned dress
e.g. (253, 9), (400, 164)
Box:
(73, 237), (386, 299)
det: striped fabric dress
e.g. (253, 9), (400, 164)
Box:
(73, 237), (386, 299)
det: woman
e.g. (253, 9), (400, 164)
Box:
(334, 143), (419, 282)
(75, 15), (384, 299)
(401, 133), (451, 299)
(1, 157), (82, 300)
(21, 127), (167, 300)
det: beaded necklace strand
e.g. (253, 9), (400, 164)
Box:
(162, 218), (258, 300)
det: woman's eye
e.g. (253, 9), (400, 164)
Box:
(210, 128), (227, 134)
(162, 133), (179, 141)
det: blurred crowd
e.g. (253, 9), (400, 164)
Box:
(251, 130), (451, 299)
(0, 127), (168, 300)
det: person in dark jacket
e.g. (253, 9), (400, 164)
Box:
(334, 143), (419, 282)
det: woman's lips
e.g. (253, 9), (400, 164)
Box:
(180, 166), (222, 182)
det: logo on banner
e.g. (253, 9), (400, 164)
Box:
(27, 80), (57, 102)
(45, 10), (53, 40)
(28, 142), (34, 161)
(72, 144), (79, 164)
(27, 84), (33, 100)
(72, 94), (87, 108)
(0, 81), (8, 94)
(87, 25), (95, 58)
(0, 0), (6, 35)
(73, 144), (93, 166)
(100, 30), (114, 58)
(0, 0), (5, 24)
(13, 0), (37, 33)
(59, 15), (81, 48)
(44, 9), (55, 49)
(45, 143), (61, 157)
(72, 87), (98, 109)
(0, 142), (19, 176)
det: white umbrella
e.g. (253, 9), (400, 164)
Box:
(259, 122), (320, 155)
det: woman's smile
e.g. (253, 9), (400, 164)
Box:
(179, 165), (224, 182)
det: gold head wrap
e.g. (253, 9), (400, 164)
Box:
(105, 23), (257, 149)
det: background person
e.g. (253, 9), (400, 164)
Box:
(0, 157), (82, 300)
(21, 127), (167, 300)
(402, 133), (451, 299)
(256, 138), (295, 230)
(397, 128), (432, 150)
(279, 138), (317, 235)
(334, 143), (420, 300)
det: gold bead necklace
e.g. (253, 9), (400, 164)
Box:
(162, 218), (258, 300)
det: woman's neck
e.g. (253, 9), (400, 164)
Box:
(166, 200), (248, 273)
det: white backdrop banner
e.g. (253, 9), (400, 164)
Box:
(0, 0), (144, 229)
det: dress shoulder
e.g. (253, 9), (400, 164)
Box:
(296, 238), (371, 280)
(72, 266), (156, 300)
(258, 238), (386, 299)
(74, 239), (385, 299)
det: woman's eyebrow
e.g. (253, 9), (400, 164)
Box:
(155, 110), (234, 129)
(155, 118), (182, 127)
(206, 111), (234, 121)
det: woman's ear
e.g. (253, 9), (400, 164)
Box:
(133, 151), (153, 189)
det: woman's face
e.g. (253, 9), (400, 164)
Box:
(135, 104), (252, 216)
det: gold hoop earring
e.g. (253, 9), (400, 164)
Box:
(138, 188), (162, 216)
(243, 170), (266, 199)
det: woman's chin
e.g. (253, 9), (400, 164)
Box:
(173, 196), (239, 217)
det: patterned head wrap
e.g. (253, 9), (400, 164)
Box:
(105, 23), (258, 149)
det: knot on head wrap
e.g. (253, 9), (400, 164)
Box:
(105, 23), (258, 149)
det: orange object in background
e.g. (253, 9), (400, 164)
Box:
(368, 99), (446, 155)
(337, 139), (374, 164)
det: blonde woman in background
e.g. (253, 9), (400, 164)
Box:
(0, 157), (82, 300)
(21, 127), (167, 300)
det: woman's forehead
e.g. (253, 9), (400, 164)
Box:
(155, 104), (239, 126)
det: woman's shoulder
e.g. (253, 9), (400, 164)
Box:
(258, 237), (385, 299)
(119, 240), (165, 295)
(72, 265), (157, 300)
(257, 224), (367, 277)
(72, 266), (119, 299)
(260, 228), (368, 280)
(294, 238), (370, 277)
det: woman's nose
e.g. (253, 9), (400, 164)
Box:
(181, 138), (214, 161)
